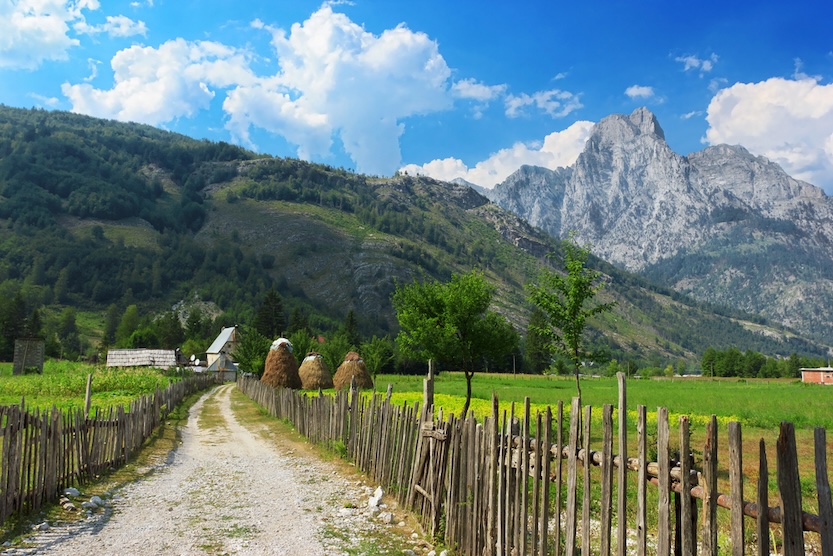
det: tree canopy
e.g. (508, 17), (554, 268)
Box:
(392, 270), (518, 417)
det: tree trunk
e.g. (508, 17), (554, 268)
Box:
(461, 370), (473, 419)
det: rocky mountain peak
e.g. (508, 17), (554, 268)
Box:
(589, 107), (666, 146)
(483, 108), (833, 343)
(628, 107), (666, 140)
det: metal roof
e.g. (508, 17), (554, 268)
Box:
(207, 326), (237, 355)
(106, 349), (178, 368)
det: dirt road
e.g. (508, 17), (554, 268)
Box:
(6, 384), (415, 555)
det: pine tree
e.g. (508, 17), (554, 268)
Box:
(253, 288), (285, 338)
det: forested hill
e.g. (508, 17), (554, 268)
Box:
(0, 105), (828, 366)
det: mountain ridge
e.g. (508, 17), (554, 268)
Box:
(485, 107), (833, 342)
(0, 104), (829, 365)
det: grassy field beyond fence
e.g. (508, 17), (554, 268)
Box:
(0, 360), (181, 411)
(375, 372), (833, 430)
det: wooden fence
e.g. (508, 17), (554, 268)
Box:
(238, 373), (833, 555)
(0, 374), (217, 524)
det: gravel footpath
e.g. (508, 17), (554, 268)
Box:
(2, 384), (425, 555)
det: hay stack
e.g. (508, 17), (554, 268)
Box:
(261, 339), (301, 389)
(298, 352), (333, 390)
(333, 351), (373, 390)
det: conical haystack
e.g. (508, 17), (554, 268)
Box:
(299, 352), (333, 390)
(261, 339), (301, 389)
(333, 351), (373, 390)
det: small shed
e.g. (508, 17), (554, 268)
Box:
(800, 367), (833, 385)
(106, 349), (178, 369)
(206, 326), (239, 367)
(13, 338), (45, 375)
(206, 352), (238, 382)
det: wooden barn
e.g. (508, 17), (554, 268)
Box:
(800, 366), (833, 384)
(106, 349), (179, 369)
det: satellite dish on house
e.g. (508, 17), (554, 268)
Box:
(195, 359), (200, 366)
(190, 354), (196, 362)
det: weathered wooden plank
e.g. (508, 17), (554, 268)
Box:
(777, 421), (805, 556)
(815, 427), (833, 556)
(600, 404), (613, 556)
(540, 406), (552, 556)
(757, 439), (770, 556)
(532, 411), (542, 556)
(521, 398), (530, 556)
(657, 407), (670, 556)
(582, 404), (592, 556)
(564, 398), (580, 556)
(487, 394), (499, 556)
(617, 373), (627, 556)
(679, 416), (694, 556)
(636, 405), (647, 556)
(729, 421), (744, 556)
(703, 415), (718, 556)
(554, 400), (563, 556)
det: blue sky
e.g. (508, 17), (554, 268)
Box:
(2, 1), (832, 193)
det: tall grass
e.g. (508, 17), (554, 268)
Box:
(0, 360), (176, 411)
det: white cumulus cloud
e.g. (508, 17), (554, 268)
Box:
(625, 85), (654, 99)
(62, 38), (257, 125)
(400, 120), (594, 188)
(0, 0), (99, 69)
(705, 76), (833, 193)
(223, 5), (454, 176)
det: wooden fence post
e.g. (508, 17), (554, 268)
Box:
(657, 407), (670, 556)
(637, 405), (647, 556)
(777, 422), (805, 556)
(757, 439), (770, 556)
(565, 398), (580, 556)
(600, 404), (613, 556)
(729, 422), (744, 556)
(814, 427), (833, 554)
(703, 415), (718, 556)
(679, 416), (695, 556)
(617, 373), (627, 556)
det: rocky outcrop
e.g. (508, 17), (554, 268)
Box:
(484, 107), (833, 341)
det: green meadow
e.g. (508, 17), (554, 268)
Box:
(0, 360), (177, 411)
(375, 372), (832, 431)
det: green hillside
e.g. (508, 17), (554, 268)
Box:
(0, 105), (828, 368)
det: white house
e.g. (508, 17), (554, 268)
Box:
(206, 326), (239, 367)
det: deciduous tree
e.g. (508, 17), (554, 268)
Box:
(393, 270), (517, 418)
(527, 239), (615, 406)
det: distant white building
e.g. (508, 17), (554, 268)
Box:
(206, 326), (239, 367)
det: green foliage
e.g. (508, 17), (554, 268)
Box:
(527, 239), (615, 401)
(701, 347), (821, 379)
(392, 270), (518, 416)
(287, 330), (318, 367)
(234, 326), (271, 376)
(319, 332), (355, 376)
(252, 288), (285, 339)
(342, 310), (361, 348)
(361, 335), (394, 383)
(116, 305), (140, 347)
(524, 306), (550, 374)
(0, 359), (174, 410)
